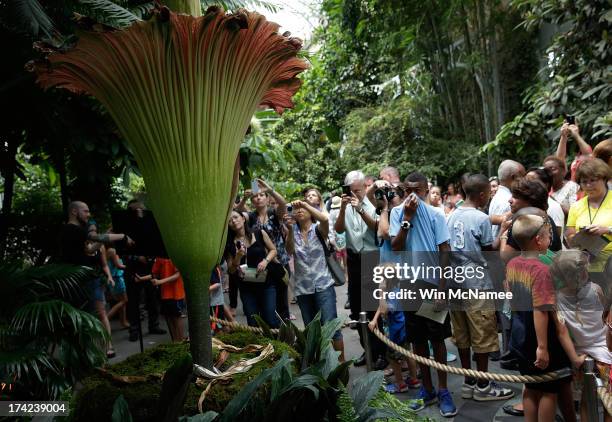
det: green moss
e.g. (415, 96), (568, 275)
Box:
(71, 334), (298, 421)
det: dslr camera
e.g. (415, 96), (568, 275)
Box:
(374, 186), (397, 202)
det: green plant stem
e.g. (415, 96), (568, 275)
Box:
(183, 272), (212, 368)
(165, 0), (201, 16)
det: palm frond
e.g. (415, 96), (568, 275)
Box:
(201, 0), (280, 13)
(78, 0), (141, 29)
(128, 1), (154, 18)
(2, 0), (55, 38)
(0, 265), (92, 316)
(10, 300), (100, 338)
(0, 349), (59, 383)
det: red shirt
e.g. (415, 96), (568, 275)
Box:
(152, 258), (185, 300)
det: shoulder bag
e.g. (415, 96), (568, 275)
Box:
(314, 226), (345, 286)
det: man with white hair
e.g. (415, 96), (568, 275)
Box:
(489, 160), (526, 240)
(379, 166), (401, 184)
(334, 170), (383, 367)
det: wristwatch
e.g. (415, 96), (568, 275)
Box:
(400, 221), (412, 231)
(356, 206), (365, 214)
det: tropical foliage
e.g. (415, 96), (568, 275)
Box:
(0, 263), (107, 400)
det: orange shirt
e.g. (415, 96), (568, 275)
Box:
(152, 258), (185, 300)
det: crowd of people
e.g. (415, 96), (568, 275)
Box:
(57, 123), (611, 420)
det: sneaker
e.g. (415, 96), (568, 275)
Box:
(409, 386), (437, 412)
(473, 381), (515, 402)
(437, 388), (457, 417)
(406, 377), (421, 389)
(461, 381), (476, 399)
(446, 352), (457, 362)
(384, 383), (409, 394)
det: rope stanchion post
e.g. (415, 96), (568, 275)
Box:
(583, 357), (599, 422)
(359, 312), (373, 372)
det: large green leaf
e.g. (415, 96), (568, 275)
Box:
(301, 313), (322, 370)
(111, 395), (133, 422)
(179, 412), (219, 422)
(319, 317), (344, 354)
(349, 371), (384, 416)
(220, 353), (292, 422)
(157, 353), (193, 422)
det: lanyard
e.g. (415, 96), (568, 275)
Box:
(588, 190), (609, 225)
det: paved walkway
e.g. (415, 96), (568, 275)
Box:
(107, 284), (545, 421)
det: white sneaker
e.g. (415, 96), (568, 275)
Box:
(473, 381), (514, 401)
(461, 382), (475, 399)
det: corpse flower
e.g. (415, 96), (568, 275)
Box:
(32, 4), (308, 367)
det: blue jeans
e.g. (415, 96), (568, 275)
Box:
(297, 285), (342, 340)
(239, 283), (279, 328)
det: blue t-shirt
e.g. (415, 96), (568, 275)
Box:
(389, 198), (450, 285)
(446, 206), (494, 290)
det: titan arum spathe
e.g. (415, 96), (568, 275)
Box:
(32, 4), (307, 367)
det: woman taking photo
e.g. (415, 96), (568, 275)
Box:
(304, 188), (328, 213)
(566, 158), (612, 289)
(284, 200), (345, 361)
(243, 179), (291, 321)
(225, 210), (279, 328)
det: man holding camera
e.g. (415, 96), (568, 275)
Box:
(334, 170), (385, 367)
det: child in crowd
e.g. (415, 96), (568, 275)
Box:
(551, 250), (612, 422)
(369, 264), (420, 393)
(210, 263), (234, 333)
(138, 258), (185, 342)
(505, 215), (585, 422)
(106, 246), (129, 329)
(428, 186), (445, 217)
(447, 174), (514, 401)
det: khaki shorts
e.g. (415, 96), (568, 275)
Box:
(450, 298), (499, 353)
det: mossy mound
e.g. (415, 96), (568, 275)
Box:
(70, 331), (299, 421)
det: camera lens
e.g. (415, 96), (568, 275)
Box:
(374, 189), (385, 200)
(287, 205), (293, 213)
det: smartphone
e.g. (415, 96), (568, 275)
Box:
(342, 184), (351, 196)
(251, 180), (260, 194)
(565, 114), (575, 125)
(286, 205), (293, 214)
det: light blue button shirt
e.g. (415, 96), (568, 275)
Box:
(341, 197), (379, 253)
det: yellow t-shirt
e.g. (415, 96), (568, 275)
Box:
(567, 191), (612, 271)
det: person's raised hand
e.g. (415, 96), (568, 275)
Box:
(235, 241), (247, 257)
(256, 178), (272, 193)
(560, 122), (570, 138)
(349, 192), (360, 208)
(568, 123), (580, 138)
(340, 194), (351, 209)
(403, 194), (418, 220)
(283, 214), (296, 228)
(291, 199), (306, 209)
(243, 189), (253, 199)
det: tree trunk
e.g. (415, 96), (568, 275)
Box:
(56, 149), (69, 216)
(0, 139), (18, 257)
